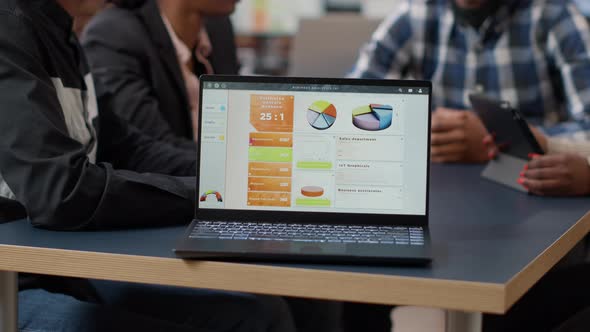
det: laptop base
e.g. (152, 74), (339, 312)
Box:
(175, 220), (432, 265)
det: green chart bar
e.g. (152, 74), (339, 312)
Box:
(249, 147), (293, 163)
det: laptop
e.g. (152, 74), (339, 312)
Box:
(174, 75), (433, 265)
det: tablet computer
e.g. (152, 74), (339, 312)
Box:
(469, 93), (544, 159)
(469, 93), (544, 192)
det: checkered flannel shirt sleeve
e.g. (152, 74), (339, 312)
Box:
(351, 1), (590, 140)
(348, 1), (414, 79)
(544, 1), (590, 135)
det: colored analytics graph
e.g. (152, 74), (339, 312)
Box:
(200, 190), (223, 202)
(307, 101), (337, 130)
(248, 94), (295, 208)
(352, 104), (393, 131)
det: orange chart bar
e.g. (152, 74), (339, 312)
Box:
(249, 132), (293, 147)
(248, 162), (292, 177)
(247, 192), (291, 207)
(248, 177), (292, 192)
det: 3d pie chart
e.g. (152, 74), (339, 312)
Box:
(301, 186), (324, 197)
(307, 101), (337, 130)
(352, 104), (393, 131)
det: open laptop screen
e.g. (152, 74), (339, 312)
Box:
(198, 77), (430, 217)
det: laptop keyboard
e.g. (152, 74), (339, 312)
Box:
(190, 221), (425, 245)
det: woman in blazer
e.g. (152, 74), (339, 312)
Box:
(82, 0), (239, 150)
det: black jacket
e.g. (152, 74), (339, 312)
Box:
(81, 0), (239, 149)
(0, 0), (196, 231)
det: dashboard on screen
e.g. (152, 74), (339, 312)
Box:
(197, 80), (429, 216)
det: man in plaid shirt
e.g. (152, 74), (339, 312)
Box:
(351, 0), (590, 164)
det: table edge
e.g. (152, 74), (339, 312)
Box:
(504, 211), (590, 310)
(2, 210), (588, 314)
(0, 244), (506, 313)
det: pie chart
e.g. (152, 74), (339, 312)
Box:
(307, 101), (337, 130)
(352, 104), (393, 131)
(301, 186), (324, 197)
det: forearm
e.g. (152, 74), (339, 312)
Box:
(75, 167), (195, 230)
(39, 170), (194, 231)
(547, 137), (590, 158)
(96, 97), (197, 177)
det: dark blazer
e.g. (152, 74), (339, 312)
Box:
(0, 0), (196, 231)
(81, 0), (239, 150)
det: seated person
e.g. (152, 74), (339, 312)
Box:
(350, 0), (590, 164)
(0, 0), (294, 331)
(81, 0), (240, 149)
(83, 5), (345, 329)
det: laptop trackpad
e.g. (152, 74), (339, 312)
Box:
(248, 241), (347, 255)
(227, 240), (420, 258)
(242, 241), (425, 257)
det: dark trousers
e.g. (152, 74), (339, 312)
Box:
(19, 281), (296, 332)
(92, 280), (345, 332)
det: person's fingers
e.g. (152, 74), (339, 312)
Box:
(528, 153), (542, 159)
(517, 177), (529, 191)
(487, 146), (499, 160)
(431, 141), (466, 163)
(523, 167), (565, 180)
(482, 133), (498, 159)
(431, 120), (461, 132)
(482, 133), (496, 146)
(431, 156), (447, 163)
(431, 142), (466, 157)
(431, 154), (463, 163)
(527, 154), (566, 170)
(521, 178), (567, 196)
(431, 111), (466, 132)
(435, 107), (464, 114)
(431, 129), (466, 145)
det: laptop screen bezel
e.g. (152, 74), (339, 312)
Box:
(195, 75), (432, 226)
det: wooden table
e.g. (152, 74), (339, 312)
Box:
(1, 164), (588, 332)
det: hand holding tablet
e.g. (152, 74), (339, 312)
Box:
(519, 153), (590, 196)
(469, 93), (544, 192)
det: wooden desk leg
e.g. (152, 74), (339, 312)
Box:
(0, 271), (17, 332)
(445, 310), (482, 332)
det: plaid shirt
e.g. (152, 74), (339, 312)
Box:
(350, 0), (590, 137)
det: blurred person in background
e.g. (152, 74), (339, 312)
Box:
(0, 0), (296, 331)
(351, 0), (590, 165)
(82, 1), (344, 331)
(82, 0), (239, 151)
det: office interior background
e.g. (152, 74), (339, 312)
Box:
(3, 1), (590, 332)
(232, 0), (406, 76)
(231, 0), (590, 76)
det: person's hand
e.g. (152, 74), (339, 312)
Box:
(431, 108), (489, 163)
(518, 153), (590, 196)
(482, 133), (499, 160)
(483, 126), (548, 160)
